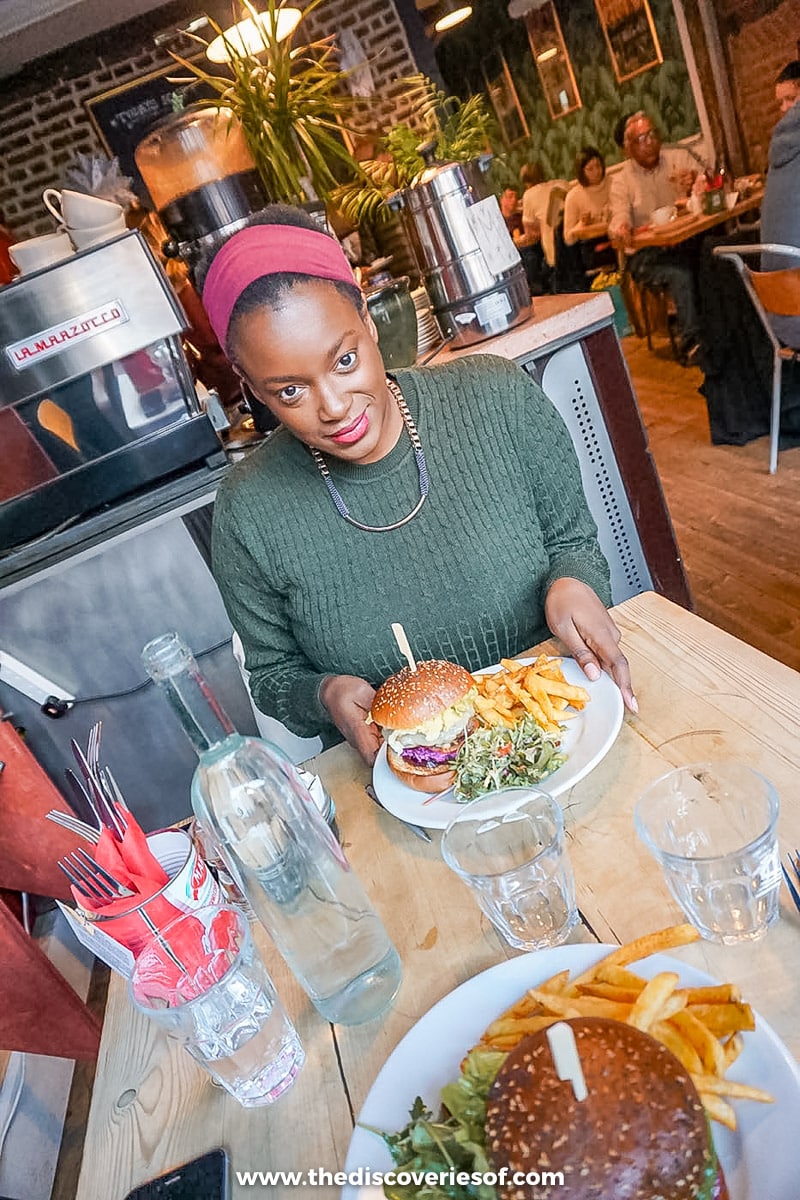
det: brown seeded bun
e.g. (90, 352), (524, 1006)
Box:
(370, 660), (474, 731)
(385, 745), (456, 793)
(485, 1016), (714, 1200)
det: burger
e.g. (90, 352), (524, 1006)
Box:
(484, 1016), (728, 1200)
(368, 659), (477, 793)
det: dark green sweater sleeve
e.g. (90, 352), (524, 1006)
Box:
(211, 480), (338, 743)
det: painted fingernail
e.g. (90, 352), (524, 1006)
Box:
(584, 663), (601, 681)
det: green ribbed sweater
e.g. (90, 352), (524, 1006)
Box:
(211, 354), (611, 746)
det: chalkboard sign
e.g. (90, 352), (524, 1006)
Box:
(85, 60), (203, 204)
(594, 0), (663, 84)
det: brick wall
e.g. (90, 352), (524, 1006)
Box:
(0, 0), (419, 240)
(720, 0), (800, 171)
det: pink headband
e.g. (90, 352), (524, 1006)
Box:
(202, 224), (357, 349)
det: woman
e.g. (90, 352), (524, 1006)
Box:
(563, 147), (611, 248)
(201, 206), (635, 764)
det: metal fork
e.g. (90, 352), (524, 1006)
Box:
(59, 848), (135, 900)
(46, 810), (100, 843)
(60, 850), (188, 972)
(782, 849), (800, 915)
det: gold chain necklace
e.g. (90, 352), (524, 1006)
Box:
(309, 379), (430, 533)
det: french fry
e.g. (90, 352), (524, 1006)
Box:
(577, 982), (644, 1003)
(722, 1033), (744, 1069)
(684, 984), (740, 1005)
(698, 1092), (737, 1130)
(686, 1002), (755, 1037)
(592, 924), (700, 970)
(538, 968), (571, 995)
(670, 1010), (727, 1077)
(650, 1019), (704, 1075)
(471, 655), (591, 734)
(628, 972), (680, 1032)
(691, 1075), (775, 1105)
(595, 965), (649, 990)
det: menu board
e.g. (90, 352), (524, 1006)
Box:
(85, 61), (201, 203)
(594, 0), (663, 83)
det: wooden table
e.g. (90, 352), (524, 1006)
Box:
(75, 592), (800, 1199)
(630, 188), (764, 249)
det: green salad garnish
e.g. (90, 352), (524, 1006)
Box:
(454, 715), (566, 802)
(364, 1047), (507, 1199)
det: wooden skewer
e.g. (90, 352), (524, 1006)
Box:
(391, 622), (417, 672)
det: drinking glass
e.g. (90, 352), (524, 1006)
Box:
(130, 904), (305, 1106)
(441, 787), (578, 950)
(635, 762), (781, 944)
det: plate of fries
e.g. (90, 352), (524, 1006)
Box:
(372, 656), (623, 829)
(344, 927), (800, 1200)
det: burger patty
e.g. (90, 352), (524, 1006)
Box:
(485, 1017), (716, 1200)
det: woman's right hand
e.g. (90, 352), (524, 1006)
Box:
(319, 674), (382, 764)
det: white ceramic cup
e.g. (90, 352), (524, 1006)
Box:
(687, 193), (703, 216)
(725, 191), (740, 210)
(42, 187), (123, 229)
(69, 214), (128, 250)
(651, 204), (677, 226)
(8, 231), (74, 274)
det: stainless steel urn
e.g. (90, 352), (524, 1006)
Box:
(388, 142), (531, 348)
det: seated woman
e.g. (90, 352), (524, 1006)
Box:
(563, 147), (616, 278)
(200, 205), (636, 764)
(519, 162), (569, 292)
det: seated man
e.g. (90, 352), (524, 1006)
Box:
(609, 112), (701, 362)
(762, 60), (800, 346)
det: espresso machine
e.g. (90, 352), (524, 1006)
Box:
(0, 231), (224, 552)
(135, 106), (269, 274)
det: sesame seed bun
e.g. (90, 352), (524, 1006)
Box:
(370, 660), (474, 731)
(485, 1017), (721, 1200)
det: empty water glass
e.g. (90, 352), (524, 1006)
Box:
(635, 762), (781, 944)
(441, 787), (578, 951)
(130, 904), (304, 1106)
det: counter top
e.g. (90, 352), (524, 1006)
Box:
(428, 289), (614, 367)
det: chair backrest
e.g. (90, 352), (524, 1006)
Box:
(541, 186), (568, 269)
(745, 265), (800, 318)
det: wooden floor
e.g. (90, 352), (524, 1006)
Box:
(623, 332), (800, 673)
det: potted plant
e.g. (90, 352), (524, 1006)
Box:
(332, 74), (497, 227)
(170, 0), (363, 205)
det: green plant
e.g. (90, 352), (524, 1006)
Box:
(333, 74), (496, 226)
(171, 0), (362, 205)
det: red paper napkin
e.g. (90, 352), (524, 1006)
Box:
(131, 907), (242, 1005)
(69, 819), (177, 956)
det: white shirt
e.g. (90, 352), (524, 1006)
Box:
(563, 179), (612, 245)
(608, 148), (696, 245)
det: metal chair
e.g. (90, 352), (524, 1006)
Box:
(713, 242), (800, 473)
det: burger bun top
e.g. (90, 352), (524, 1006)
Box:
(485, 1016), (712, 1200)
(370, 659), (474, 731)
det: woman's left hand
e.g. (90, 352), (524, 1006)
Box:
(544, 578), (637, 712)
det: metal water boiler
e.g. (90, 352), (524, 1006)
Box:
(389, 141), (530, 347)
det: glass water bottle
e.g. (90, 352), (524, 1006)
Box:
(142, 633), (402, 1026)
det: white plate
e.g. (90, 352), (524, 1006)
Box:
(344, 945), (800, 1200)
(372, 657), (623, 829)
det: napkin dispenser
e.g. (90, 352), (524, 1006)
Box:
(0, 231), (223, 552)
